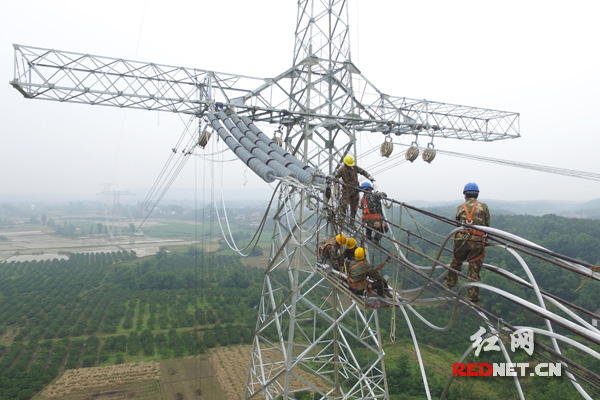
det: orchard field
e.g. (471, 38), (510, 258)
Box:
(0, 247), (263, 400)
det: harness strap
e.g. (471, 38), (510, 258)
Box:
(462, 200), (479, 224)
(362, 196), (382, 221)
(468, 251), (486, 263)
(348, 261), (366, 290)
(362, 214), (381, 220)
(461, 201), (484, 236)
(458, 229), (485, 236)
(468, 240), (486, 263)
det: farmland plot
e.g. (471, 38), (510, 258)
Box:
(35, 361), (161, 399)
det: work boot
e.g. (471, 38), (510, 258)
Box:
(468, 297), (481, 306)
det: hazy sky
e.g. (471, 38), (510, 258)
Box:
(1, 0), (599, 204)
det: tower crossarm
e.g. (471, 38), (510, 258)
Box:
(360, 93), (521, 141)
(10, 44), (268, 116)
(11, 44), (520, 142)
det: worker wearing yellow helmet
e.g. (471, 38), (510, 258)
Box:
(333, 155), (375, 226)
(343, 237), (358, 272)
(347, 247), (387, 296)
(319, 233), (347, 272)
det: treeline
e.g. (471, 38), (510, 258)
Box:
(397, 210), (600, 310)
(0, 248), (262, 400)
(376, 209), (600, 399)
(2, 210), (600, 399)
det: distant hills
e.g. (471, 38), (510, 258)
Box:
(413, 198), (600, 219)
(1, 193), (600, 220)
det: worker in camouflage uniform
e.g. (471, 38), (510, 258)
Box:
(360, 182), (387, 244)
(320, 233), (347, 272)
(347, 247), (387, 296)
(444, 182), (491, 304)
(343, 237), (357, 273)
(334, 155), (375, 226)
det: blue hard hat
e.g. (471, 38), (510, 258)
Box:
(463, 182), (480, 193)
(361, 182), (373, 190)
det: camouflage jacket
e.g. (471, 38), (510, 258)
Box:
(320, 238), (343, 269)
(361, 192), (384, 217)
(334, 165), (373, 195)
(455, 198), (490, 240)
(347, 258), (384, 289)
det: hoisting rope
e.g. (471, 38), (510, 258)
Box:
(574, 266), (600, 293)
(134, 116), (197, 228)
(390, 202), (401, 342)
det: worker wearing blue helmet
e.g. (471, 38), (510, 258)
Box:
(360, 181), (387, 244)
(444, 182), (490, 304)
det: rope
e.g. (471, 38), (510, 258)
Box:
(389, 202), (401, 342)
(434, 147), (600, 181)
(134, 116), (197, 227)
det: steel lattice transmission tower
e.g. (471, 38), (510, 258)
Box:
(10, 1), (520, 399)
(97, 188), (135, 239)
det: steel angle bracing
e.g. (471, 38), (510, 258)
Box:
(12, 42), (520, 142)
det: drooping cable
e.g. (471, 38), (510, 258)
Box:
(133, 116), (197, 228)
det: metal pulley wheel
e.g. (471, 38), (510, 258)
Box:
(198, 127), (211, 148)
(405, 142), (419, 162)
(422, 143), (436, 163)
(380, 136), (394, 157)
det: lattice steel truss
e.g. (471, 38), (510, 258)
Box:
(10, 1), (523, 399)
(245, 185), (389, 399)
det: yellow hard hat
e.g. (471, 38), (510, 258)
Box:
(347, 238), (357, 249)
(354, 247), (365, 260)
(343, 155), (355, 167)
(336, 234), (347, 245)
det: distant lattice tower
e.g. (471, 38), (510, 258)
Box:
(97, 188), (134, 239)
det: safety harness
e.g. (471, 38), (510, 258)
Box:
(458, 201), (485, 237)
(455, 200), (486, 263)
(361, 195), (382, 221)
(348, 261), (367, 291)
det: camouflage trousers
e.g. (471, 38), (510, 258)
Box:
(339, 191), (359, 222)
(445, 238), (485, 302)
(364, 219), (384, 243)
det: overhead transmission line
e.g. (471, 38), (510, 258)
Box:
(133, 115), (198, 227)
(364, 141), (600, 181)
(435, 148), (600, 181)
